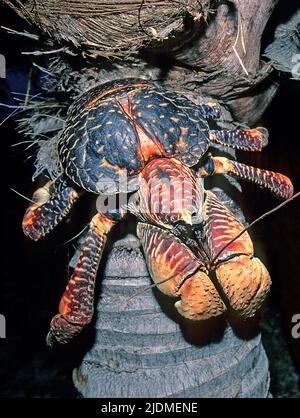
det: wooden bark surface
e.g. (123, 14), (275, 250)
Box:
(4, 0), (279, 123)
(73, 235), (270, 398)
(264, 7), (300, 76)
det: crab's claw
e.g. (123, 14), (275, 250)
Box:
(137, 222), (226, 320)
(203, 190), (271, 317)
(174, 270), (226, 320)
(215, 255), (271, 317)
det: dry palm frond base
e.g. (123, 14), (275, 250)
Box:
(3, 0), (282, 125)
(3, 0), (212, 59)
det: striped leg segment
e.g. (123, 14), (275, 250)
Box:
(22, 175), (79, 241)
(137, 222), (226, 320)
(201, 156), (294, 199)
(47, 213), (118, 345)
(199, 102), (223, 119)
(203, 191), (271, 317)
(202, 191), (254, 262)
(209, 127), (268, 151)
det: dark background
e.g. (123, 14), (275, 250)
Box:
(0, 3), (300, 398)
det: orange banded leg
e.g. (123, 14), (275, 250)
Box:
(22, 175), (79, 241)
(203, 191), (271, 317)
(47, 213), (119, 346)
(201, 156), (293, 199)
(209, 127), (268, 151)
(137, 222), (226, 320)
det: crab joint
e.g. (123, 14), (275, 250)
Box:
(22, 176), (79, 241)
(200, 156), (232, 177)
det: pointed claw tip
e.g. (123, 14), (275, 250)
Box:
(46, 331), (56, 347)
(285, 184), (294, 200)
(181, 211), (193, 225)
(279, 177), (294, 200)
(256, 127), (269, 147)
(22, 225), (42, 241)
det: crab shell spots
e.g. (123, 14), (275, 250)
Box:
(130, 88), (209, 166)
(59, 99), (142, 193)
(59, 78), (210, 193)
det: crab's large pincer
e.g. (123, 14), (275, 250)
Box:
(202, 190), (271, 318)
(215, 255), (271, 318)
(137, 222), (226, 321)
(175, 271), (226, 320)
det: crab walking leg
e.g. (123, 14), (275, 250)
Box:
(137, 222), (226, 320)
(198, 102), (223, 119)
(209, 127), (268, 151)
(22, 175), (80, 241)
(47, 213), (118, 345)
(200, 155), (294, 199)
(202, 191), (271, 317)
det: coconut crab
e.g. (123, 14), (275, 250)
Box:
(22, 79), (293, 345)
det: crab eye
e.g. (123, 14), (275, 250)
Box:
(96, 178), (118, 194)
(188, 206), (202, 224)
(191, 213), (203, 224)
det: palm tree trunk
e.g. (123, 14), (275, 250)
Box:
(73, 234), (270, 398)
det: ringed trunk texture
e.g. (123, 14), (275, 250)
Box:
(3, 0), (288, 398)
(72, 235), (270, 398)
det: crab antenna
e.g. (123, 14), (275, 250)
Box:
(59, 224), (89, 247)
(10, 187), (36, 204)
(123, 262), (196, 308)
(211, 190), (300, 266)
